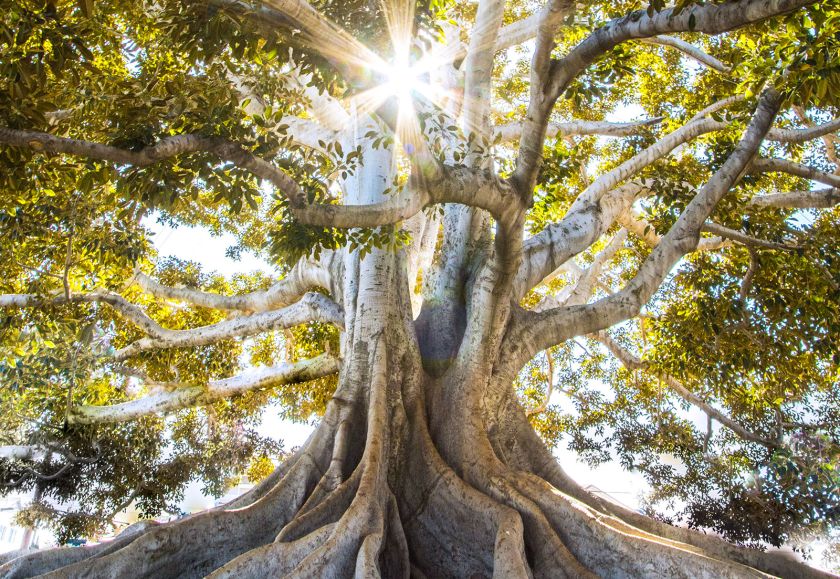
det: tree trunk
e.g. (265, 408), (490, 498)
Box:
(1, 119), (831, 579)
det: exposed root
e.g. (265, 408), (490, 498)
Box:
(275, 464), (362, 543)
(0, 521), (158, 579)
(4, 415), (336, 579)
(207, 524), (336, 578)
(500, 401), (834, 578)
(512, 470), (770, 577)
(399, 402), (534, 579)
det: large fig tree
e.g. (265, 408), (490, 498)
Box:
(1, 0), (839, 576)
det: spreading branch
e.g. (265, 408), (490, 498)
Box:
(516, 114), (729, 299)
(69, 354), (339, 424)
(749, 187), (840, 208)
(751, 157), (840, 189)
(515, 183), (644, 299)
(766, 117), (840, 143)
(619, 207), (730, 252)
(0, 290), (176, 338)
(510, 88), (781, 361)
(461, 0), (506, 147)
(134, 255), (333, 313)
(640, 36), (731, 73)
(512, 0), (816, 194)
(0, 127), (421, 230)
(114, 292), (343, 361)
(592, 331), (780, 448)
(496, 117), (663, 143)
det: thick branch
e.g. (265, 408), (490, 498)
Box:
(619, 207), (730, 252)
(496, 117), (663, 143)
(114, 292), (343, 361)
(766, 117), (840, 143)
(0, 290), (170, 338)
(135, 256), (331, 313)
(511, 0), (575, 194)
(293, 187), (430, 229)
(569, 117), (726, 211)
(69, 354), (339, 424)
(0, 127), (308, 206)
(513, 0), (815, 193)
(749, 187), (840, 208)
(689, 95), (744, 123)
(0, 127), (428, 229)
(750, 157), (840, 188)
(461, 0), (505, 145)
(515, 183), (644, 299)
(516, 115), (727, 298)
(548, 0), (814, 99)
(512, 89), (780, 358)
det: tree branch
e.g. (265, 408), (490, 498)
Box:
(0, 127), (432, 229)
(689, 95), (744, 123)
(794, 105), (840, 166)
(512, 0), (815, 195)
(0, 290), (172, 338)
(510, 88), (781, 360)
(515, 182), (644, 299)
(592, 331), (780, 448)
(496, 117), (663, 143)
(1, 444), (101, 487)
(640, 36), (731, 73)
(535, 229), (628, 312)
(701, 222), (797, 251)
(134, 256), (332, 313)
(114, 292), (343, 361)
(569, 117), (727, 211)
(750, 157), (840, 188)
(516, 115), (729, 299)
(749, 187), (840, 208)
(766, 117), (840, 143)
(620, 207), (730, 252)
(0, 127), (310, 206)
(461, 0), (506, 148)
(68, 354), (339, 424)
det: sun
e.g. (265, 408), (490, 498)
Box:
(380, 52), (427, 112)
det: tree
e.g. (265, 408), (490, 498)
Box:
(0, 0), (839, 575)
